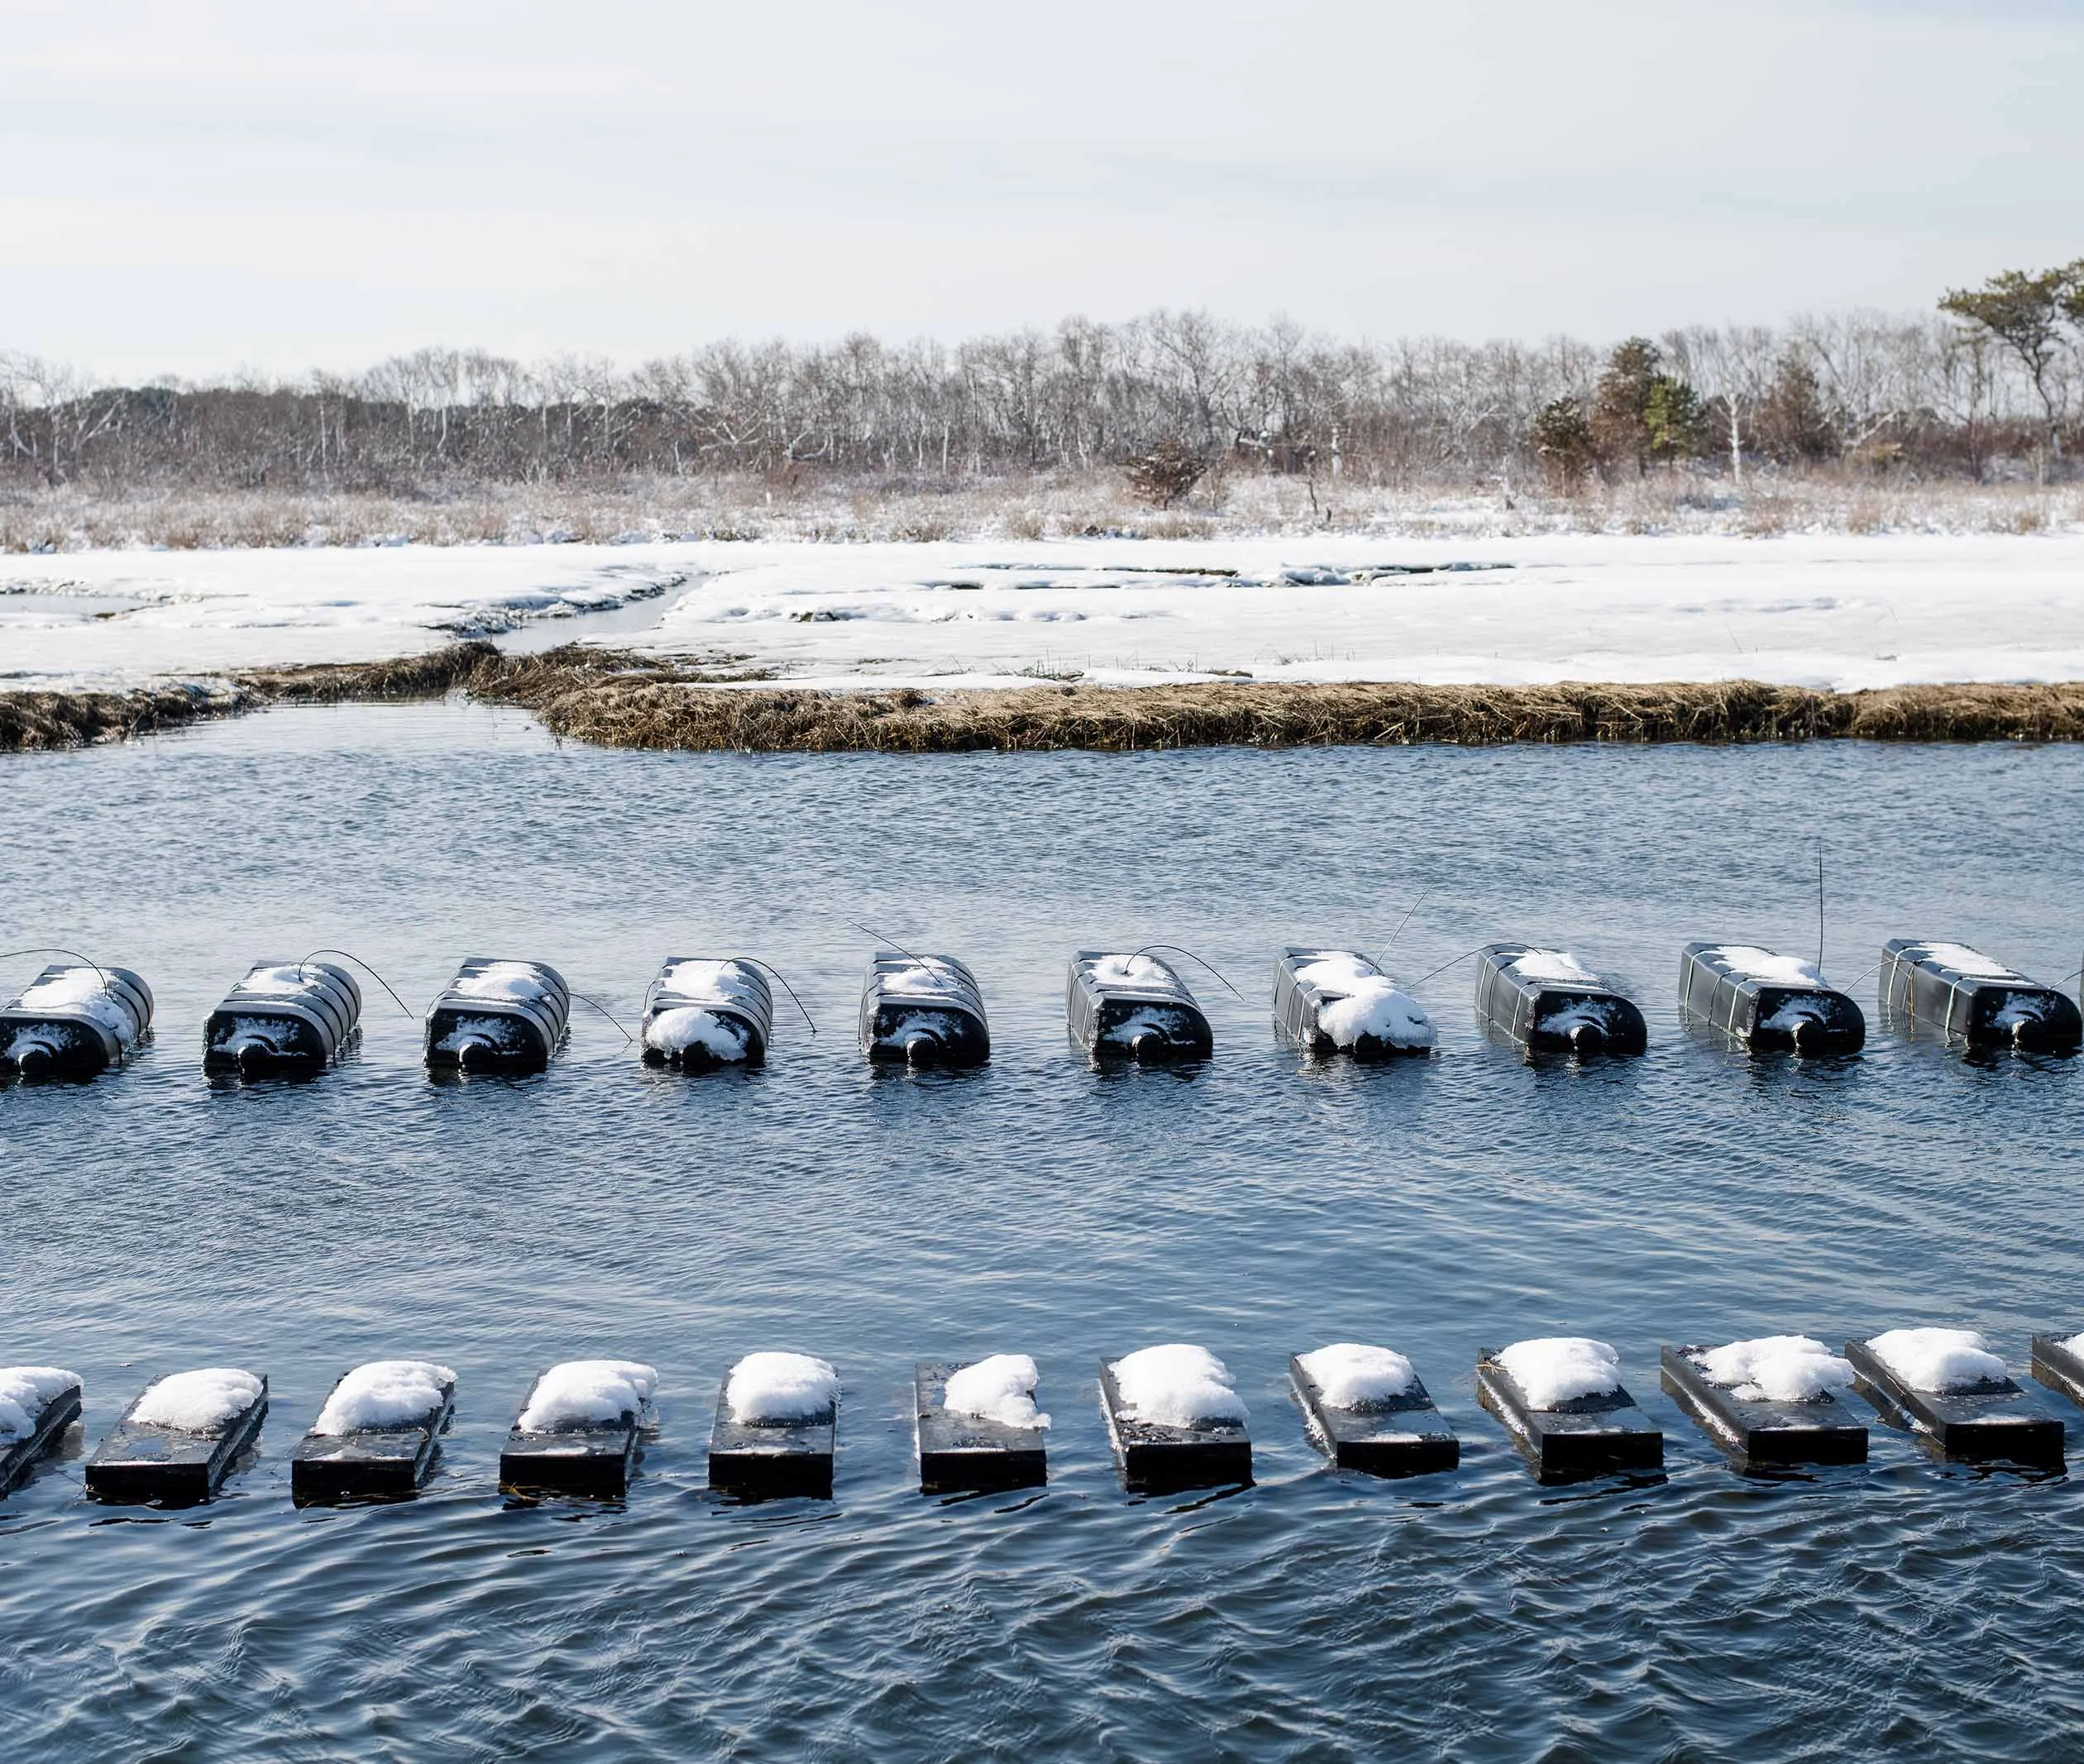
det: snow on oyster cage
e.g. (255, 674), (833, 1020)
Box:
(0, 1367), (79, 1440)
(517, 1360), (657, 1432)
(10, 533), (2084, 692)
(129, 1368), (265, 1432)
(1112, 1344), (1248, 1428)
(1507, 950), (1599, 985)
(725, 1352), (839, 1426)
(1703, 946), (1826, 987)
(1693, 1337), (1853, 1403)
(312, 1361), (456, 1436)
(1295, 954), (1436, 1049)
(942, 1355), (1050, 1430)
(1865, 1328), (2010, 1394)
(1494, 1338), (1622, 1409)
(1298, 1343), (1417, 1409)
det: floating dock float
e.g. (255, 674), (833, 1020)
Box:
(203, 960), (362, 1075)
(1274, 949), (1436, 1058)
(85, 1368), (267, 1504)
(859, 951), (989, 1068)
(2029, 1331), (2084, 1409)
(1477, 1339), (1662, 1480)
(1845, 1329), (2064, 1465)
(1677, 944), (1865, 1054)
(499, 1360), (656, 1495)
(710, 1352), (839, 1499)
(1879, 939), (2082, 1051)
(424, 958), (571, 1073)
(1474, 945), (1647, 1056)
(291, 1360), (456, 1502)
(0, 963), (152, 1079)
(1066, 951), (1212, 1063)
(641, 957), (773, 1068)
(1660, 1339), (1867, 1467)
(915, 1356), (1049, 1493)
(1290, 1345), (1458, 1475)
(0, 1367), (83, 1496)
(1100, 1346), (1252, 1491)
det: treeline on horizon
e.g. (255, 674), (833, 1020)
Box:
(3, 263), (2082, 500)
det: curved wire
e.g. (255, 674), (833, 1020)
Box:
(1382, 891), (1432, 954)
(296, 947), (418, 1019)
(1403, 945), (1495, 992)
(1130, 943), (1245, 1002)
(643, 956), (819, 1036)
(0, 947), (112, 994)
(567, 989), (635, 1044)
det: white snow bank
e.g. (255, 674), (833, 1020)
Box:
(1508, 950), (1598, 985)
(1910, 942), (2018, 979)
(312, 1360), (456, 1435)
(1694, 1336), (1852, 1403)
(518, 1360), (657, 1431)
(1298, 1343), (1417, 1409)
(726, 1351), (839, 1425)
(644, 1007), (748, 1061)
(1112, 1343), (1247, 1428)
(1705, 946), (1824, 987)
(453, 961), (552, 1002)
(1494, 1337), (1621, 1408)
(1866, 1327), (2008, 1393)
(0, 1366), (80, 1440)
(943, 1354), (1049, 1429)
(131, 1367), (265, 1432)
(1092, 954), (1169, 986)
(1317, 978), (1435, 1049)
(13, 967), (137, 1033)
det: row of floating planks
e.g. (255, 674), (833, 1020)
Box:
(10, 1333), (2084, 1510)
(5, 936), (2082, 1082)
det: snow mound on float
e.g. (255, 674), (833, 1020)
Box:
(659, 958), (764, 1005)
(453, 962), (551, 1001)
(944, 1354), (1049, 1429)
(131, 1368), (265, 1432)
(1092, 954), (1169, 986)
(727, 1351), (838, 1425)
(882, 962), (960, 997)
(313, 1360), (456, 1435)
(518, 1360), (657, 1431)
(1495, 1337), (1620, 1408)
(1866, 1327), (2008, 1393)
(14, 968), (136, 1033)
(1318, 978), (1434, 1049)
(1694, 1336), (1852, 1403)
(1911, 943), (2018, 979)
(1113, 1343), (1246, 1427)
(1704, 946), (1824, 987)
(1298, 1342), (1416, 1409)
(644, 1007), (748, 1060)
(1508, 950), (1598, 984)
(0, 1367), (79, 1439)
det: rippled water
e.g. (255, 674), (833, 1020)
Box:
(4, 706), (2084, 1760)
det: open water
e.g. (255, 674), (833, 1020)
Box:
(2, 705), (2082, 1761)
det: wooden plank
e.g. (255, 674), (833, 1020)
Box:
(1476, 1348), (1661, 1482)
(1098, 1357), (1251, 1493)
(0, 1381), (83, 1497)
(915, 1360), (1048, 1494)
(1845, 1338), (2063, 1465)
(85, 1376), (268, 1506)
(1660, 1346), (1867, 1468)
(709, 1383), (837, 1499)
(291, 1370), (455, 1503)
(1289, 1354), (1458, 1477)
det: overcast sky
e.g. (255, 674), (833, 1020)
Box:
(4, 0), (2080, 378)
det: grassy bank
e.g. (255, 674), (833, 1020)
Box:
(8, 643), (2084, 753)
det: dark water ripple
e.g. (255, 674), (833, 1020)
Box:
(2, 706), (2084, 1757)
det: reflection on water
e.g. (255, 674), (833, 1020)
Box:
(3, 708), (2084, 1757)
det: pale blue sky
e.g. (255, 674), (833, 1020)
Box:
(3, 0), (2079, 377)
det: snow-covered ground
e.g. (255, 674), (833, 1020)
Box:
(4, 533), (2083, 691)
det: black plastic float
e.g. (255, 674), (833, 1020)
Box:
(1098, 1356), (1252, 1493)
(498, 1367), (646, 1496)
(1288, 1353), (1458, 1476)
(2029, 1332), (2084, 1411)
(291, 1365), (456, 1503)
(424, 958), (571, 1073)
(914, 1360), (1049, 1494)
(1476, 1347), (1662, 1481)
(0, 1372), (83, 1496)
(1272, 948), (1434, 1059)
(709, 1370), (838, 1500)
(1879, 939), (2082, 1051)
(640, 957), (773, 1068)
(1065, 951), (1212, 1063)
(203, 960), (362, 1075)
(1845, 1336), (2065, 1465)
(85, 1372), (268, 1505)
(858, 951), (989, 1068)
(1677, 944), (1865, 1054)
(1659, 1345), (1867, 1468)
(1473, 944), (1647, 1057)
(0, 963), (153, 1079)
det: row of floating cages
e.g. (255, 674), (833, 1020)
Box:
(7, 936), (2082, 1084)
(11, 1327), (2082, 1508)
